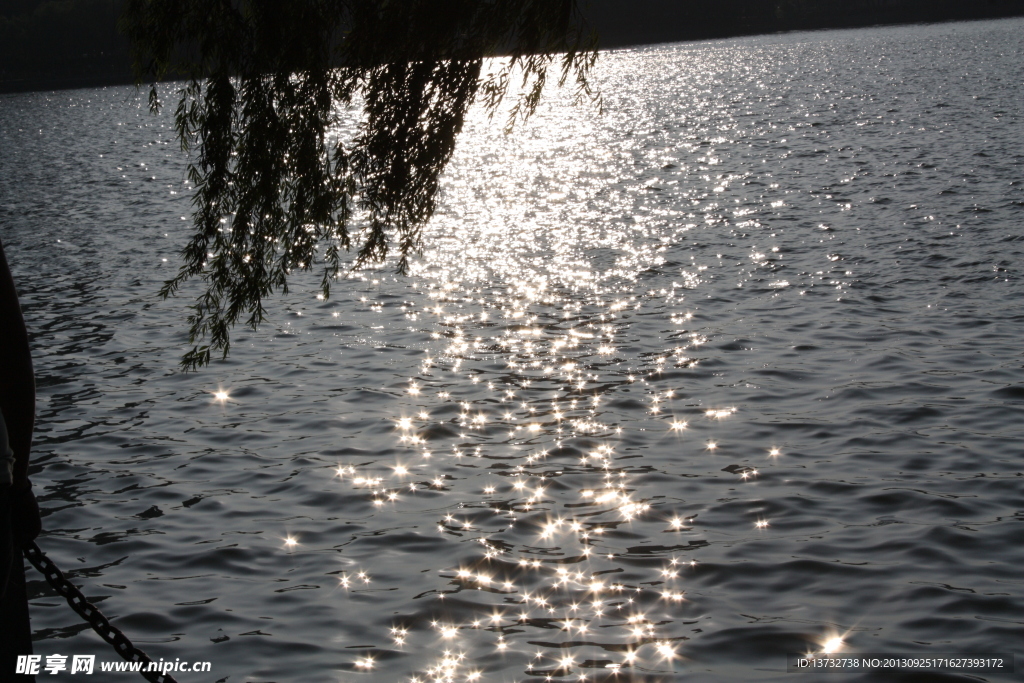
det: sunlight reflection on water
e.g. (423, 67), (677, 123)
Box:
(1, 17), (1022, 683)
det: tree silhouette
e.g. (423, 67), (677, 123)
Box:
(121, 0), (597, 370)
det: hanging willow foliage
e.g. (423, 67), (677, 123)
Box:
(120, 0), (598, 370)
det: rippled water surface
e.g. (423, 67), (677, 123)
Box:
(2, 18), (1023, 683)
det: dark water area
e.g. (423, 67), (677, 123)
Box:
(1, 18), (1022, 683)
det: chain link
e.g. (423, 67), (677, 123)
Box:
(23, 541), (179, 683)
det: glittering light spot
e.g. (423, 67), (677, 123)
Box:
(655, 642), (676, 659)
(822, 636), (844, 654)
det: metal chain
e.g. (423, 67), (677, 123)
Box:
(23, 541), (179, 683)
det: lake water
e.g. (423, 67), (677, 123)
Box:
(1, 17), (1022, 683)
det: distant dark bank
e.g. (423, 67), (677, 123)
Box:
(1, 0), (1023, 94)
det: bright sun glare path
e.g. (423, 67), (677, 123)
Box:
(303, 65), (799, 678)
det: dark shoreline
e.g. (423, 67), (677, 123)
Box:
(1, 0), (1023, 96)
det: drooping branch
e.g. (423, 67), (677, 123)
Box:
(121, 0), (598, 370)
